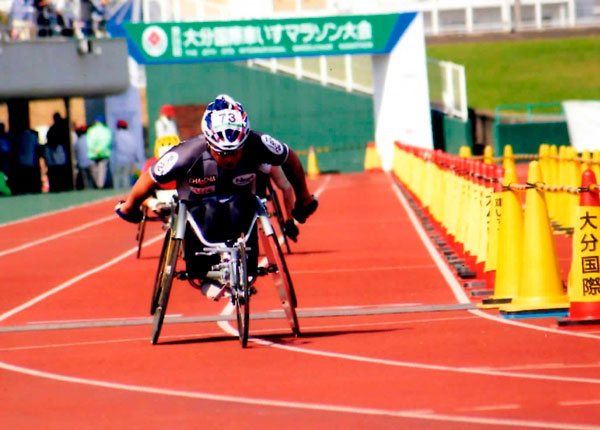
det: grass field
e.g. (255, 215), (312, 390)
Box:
(426, 36), (600, 111)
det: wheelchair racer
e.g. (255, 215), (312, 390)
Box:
(116, 94), (318, 299)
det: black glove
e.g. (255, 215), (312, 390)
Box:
(283, 220), (299, 242)
(115, 201), (143, 224)
(292, 196), (318, 224)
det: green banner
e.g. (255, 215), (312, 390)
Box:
(123, 13), (415, 64)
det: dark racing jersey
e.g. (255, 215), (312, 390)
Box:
(149, 131), (289, 201)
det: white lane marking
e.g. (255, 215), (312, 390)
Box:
(388, 173), (600, 341)
(250, 337), (600, 385)
(457, 404), (521, 412)
(0, 215), (115, 257)
(559, 399), (600, 406)
(0, 194), (123, 228)
(292, 265), (437, 274)
(0, 316), (478, 352)
(490, 362), (600, 371)
(0, 233), (164, 322)
(295, 303), (422, 311)
(1, 360), (600, 429)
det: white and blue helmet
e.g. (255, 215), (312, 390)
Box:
(201, 94), (250, 153)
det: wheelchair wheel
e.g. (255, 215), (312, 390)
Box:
(150, 235), (181, 345)
(267, 182), (292, 254)
(234, 242), (250, 348)
(136, 208), (148, 259)
(150, 230), (171, 315)
(261, 232), (300, 336)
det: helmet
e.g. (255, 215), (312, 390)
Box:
(201, 95), (250, 153)
(154, 134), (180, 159)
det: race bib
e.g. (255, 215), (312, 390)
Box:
(212, 110), (245, 131)
(261, 134), (285, 155)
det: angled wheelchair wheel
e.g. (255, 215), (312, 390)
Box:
(150, 235), (181, 345)
(260, 231), (300, 336)
(234, 242), (250, 348)
(150, 230), (171, 315)
(266, 182), (292, 254)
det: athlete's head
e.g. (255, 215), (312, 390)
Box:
(201, 95), (250, 157)
(154, 134), (180, 159)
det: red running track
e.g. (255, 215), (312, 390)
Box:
(1, 171), (600, 430)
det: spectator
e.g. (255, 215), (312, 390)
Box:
(9, 128), (43, 195)
(74, 125), (94, 189)
(9, 0), (35, 40)
(34, 0), (64, 37)
(86, 115), (112, 189)
(44, 112), (73, 192)
(111, 119), (141, 189)
(0, 123), (10, 176)
(154, 104), (179, 138)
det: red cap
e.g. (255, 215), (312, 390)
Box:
(116, 119), (128, 128)
(161, 104), (175, 117)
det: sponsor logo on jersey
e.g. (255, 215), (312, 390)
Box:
(260, 134), (285, 155)
(190, 185), (216, 195)
(233, 173), (256, 186)
(189, 175), (216, 186)
(153, 152), (178, 177)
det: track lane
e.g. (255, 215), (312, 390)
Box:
(1, 172), (600, 429)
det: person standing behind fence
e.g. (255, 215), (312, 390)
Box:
(74, 125), (94, 189)
(111, 119), (141, 189)
(44, 112), (72, 192)
(86, 115), (112, 189)
(154, 104), (178, 138)
(9, 128), (43, 195)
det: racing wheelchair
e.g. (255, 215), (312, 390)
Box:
(149, 195), (299, 348)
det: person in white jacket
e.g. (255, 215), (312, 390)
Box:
(154, 104), (179, 138)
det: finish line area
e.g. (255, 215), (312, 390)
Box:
(0, 303), (476, 333)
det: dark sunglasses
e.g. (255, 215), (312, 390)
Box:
(213, 148), (241, 157)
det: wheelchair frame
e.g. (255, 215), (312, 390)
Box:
(150, 195), (299, 347)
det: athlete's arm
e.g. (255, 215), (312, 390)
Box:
(115, 171), (158, 222)
(281, 149), (318, 223)
(269, 165), (294, 220)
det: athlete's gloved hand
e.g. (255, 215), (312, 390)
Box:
(292, 195), (318, 224)
(283, 220), (299, 242)
(115, 201), (143, 224)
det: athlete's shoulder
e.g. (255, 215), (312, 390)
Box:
(248, 130), (288, 157)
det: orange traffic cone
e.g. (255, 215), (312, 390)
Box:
(559, 169), (600, 326)
(364, 142), (382, 172)
(307, 146), (319, 179)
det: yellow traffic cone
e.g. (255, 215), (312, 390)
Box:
(364, 141), (382, 172)
(560, 169), (600, 326)
(483, 145), (494, 164)
(502, 144), (515, 174)
(307, 146), (319, 179)
(500, 161), (569, 316)
(480, 162), (523, 307)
